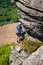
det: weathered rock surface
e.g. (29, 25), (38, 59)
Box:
(9, 45), (43, 65)
(14, 0), (43, 41)
(22, 46), (43, 65)
(16, 2), (43, 16)
(9, 45), (29, 65)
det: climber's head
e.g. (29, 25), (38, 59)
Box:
(18, 22), (21, 25)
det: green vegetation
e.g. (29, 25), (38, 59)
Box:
(22, 39), (43, 54)
(0, 0), (18, 26)
(0, 43), (14, 65)
(0, 40), (43, 65)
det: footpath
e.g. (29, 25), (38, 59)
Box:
(0, 23), (18, 46)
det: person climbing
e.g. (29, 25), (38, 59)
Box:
(16, 22), (22, 43)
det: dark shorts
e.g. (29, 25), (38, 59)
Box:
(16, 32), (21, 36)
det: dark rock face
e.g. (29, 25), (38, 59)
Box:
(15, 0), (43, 41)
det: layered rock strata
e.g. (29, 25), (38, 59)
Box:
(15, 0), (43, 41)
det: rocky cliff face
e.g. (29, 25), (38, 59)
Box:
(9, 45), (43, 65)
(9, 45), (29, 65)
(15, 0), (43, 41)
(22, 46), (43, 65)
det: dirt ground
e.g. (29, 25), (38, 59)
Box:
(0, 23), (18, 46)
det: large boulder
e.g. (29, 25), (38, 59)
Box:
(22, 46), (43, 65)
(9, 45), (29, 65)
(15, 0), (43, 41)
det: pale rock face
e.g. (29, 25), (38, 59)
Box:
(22, 46), (43, 65)
(9, 45), (43, 65)
(9, 45), (29, 65)
(14, 0), (43, 41)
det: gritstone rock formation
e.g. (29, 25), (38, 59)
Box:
(22, 46), (43, 65)
(9, 45), (29, 65)
(14, 0), (43, 41)
(9, 45), (43, 65)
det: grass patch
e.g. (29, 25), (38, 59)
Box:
(0, 43), (15, 65)
(22, 39), (43, 54)
(0, 40), (43, 65)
